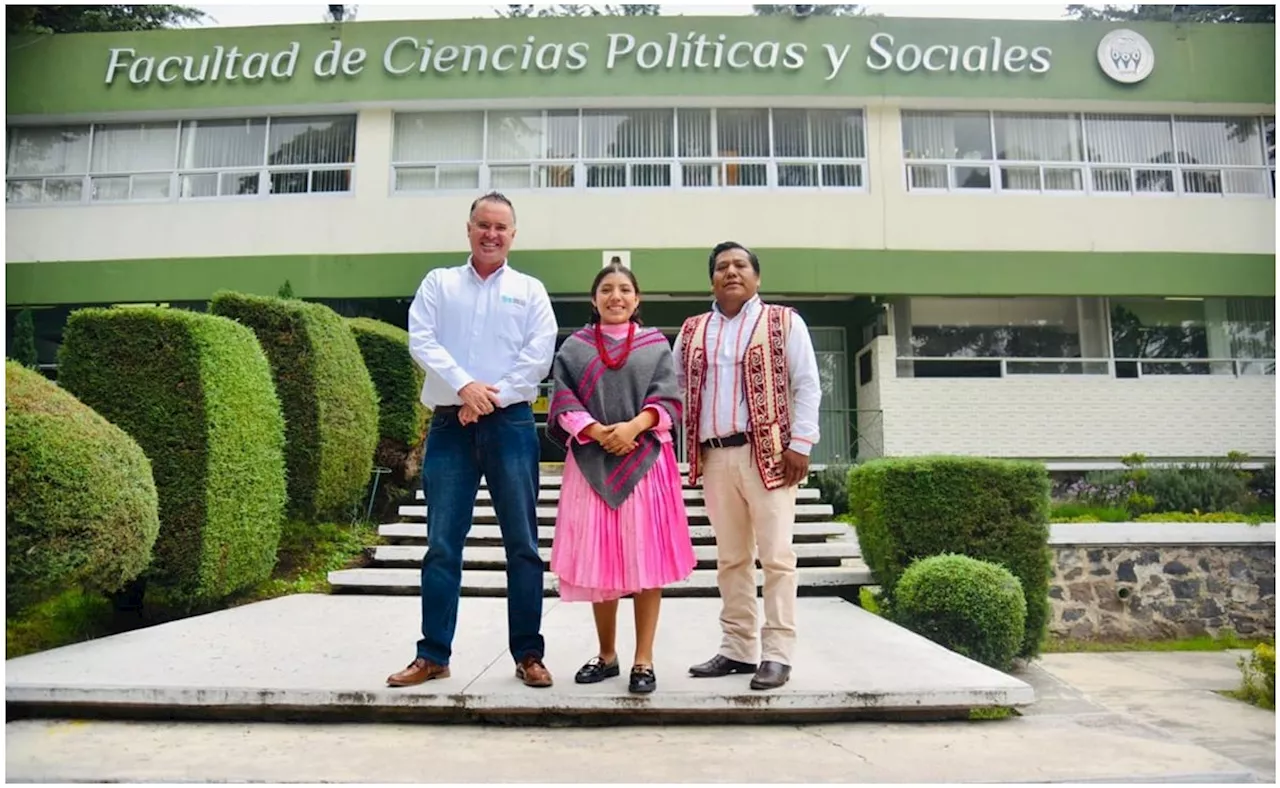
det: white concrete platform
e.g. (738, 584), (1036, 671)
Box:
(5, 595), (1033, 725)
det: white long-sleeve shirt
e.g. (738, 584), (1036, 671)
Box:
(407, 259), (558, 410)
(672, 295), (822, 456)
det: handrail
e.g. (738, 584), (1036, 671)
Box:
(895, 356), (1275, 378)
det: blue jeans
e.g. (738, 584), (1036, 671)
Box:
(416, 402), (544, 666)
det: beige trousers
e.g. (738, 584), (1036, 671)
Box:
(700, 444), (798, 666)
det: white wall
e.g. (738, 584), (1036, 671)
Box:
(857, 336), (1277, 460)
(6, 105), (1275, 264)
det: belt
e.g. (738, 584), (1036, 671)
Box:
(701, 432), (749, 449)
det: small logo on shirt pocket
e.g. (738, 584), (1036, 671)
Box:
(501, 294), (527, 307)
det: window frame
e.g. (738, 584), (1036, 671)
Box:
(900, 110), (1275, 199)
(5, 113), (359, 208)
(388, 106), (870, 195)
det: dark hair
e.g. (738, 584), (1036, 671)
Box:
(589, 262), (643, 325)
(469, 191), (516, 225)
(708, 241), (760, 280)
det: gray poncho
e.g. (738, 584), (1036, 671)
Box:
(546, 324), (682, 510)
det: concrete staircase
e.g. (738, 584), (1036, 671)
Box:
(328, 465), (872, 597)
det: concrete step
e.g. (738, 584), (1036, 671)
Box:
(371, 540), (860, 570)
(416, 487), (822, 503)
(327, 565), (873, 596)
(378, 521), (853, 546)
(397, 503), (835, 525)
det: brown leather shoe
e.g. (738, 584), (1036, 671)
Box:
(387, 657), (450, 687)
(515, 656), (553, 688)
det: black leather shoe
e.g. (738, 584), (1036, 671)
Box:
(574, 656), (620, 684)
(688, 654), (757, 678)
(750, 661), (791, 690)
(629, 665), (656, 694)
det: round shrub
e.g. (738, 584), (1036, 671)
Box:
(6, 360), (159, 615)
(894, 553), (1027, 672)
(57, 307), (287, 605)
(210, 292), (378, 522)
(348, 318), (430, 519)
(849, 456), (1052, 659)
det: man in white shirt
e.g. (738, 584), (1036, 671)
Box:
(387, 192), (559, 689)
(672, 241), (822, 691)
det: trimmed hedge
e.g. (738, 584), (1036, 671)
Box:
(895, 553), (1027, 672)
(57, 307), (287, 604)
(849, 456), (1052, 659)
(6, 361), (160, 615)
(347, 318), (429, 446)
(210, 292), (378, 522)
(348, 318), (430, 519)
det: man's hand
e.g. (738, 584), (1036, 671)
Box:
(599, 421), (640, 456)
(781, 448), (810, 488)
(458, 403), (481, 426)
(458, 381), (500, 415)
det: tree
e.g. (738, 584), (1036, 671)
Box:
(752, 4), (867, 16)
(7, 5), (206, 35)
(10, 309), (39, 369)
(1065, 4), (1275, 23)
(325, 5), (357, 23)
(497, 4), (659, 16)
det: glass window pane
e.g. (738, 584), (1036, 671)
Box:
(546, 111), (578, 160)
(267, 116), (355, 166)
(908, 164), (947, 189)
(180, 173), (218, 198)
(90, 176), (131, 201)
(538, 164), (575, 188)
(1084, 114), (1172, 164)
(716, 109), (770, 158)
(811, 109), (865, 158)
(1182, 169), (1223, 194)
(1110, 298), (1209, 363)
(724, 162), (767, 186)
(901, 111), (992, 160)
(1044, 167), (1084, 191)
(1093, 167), (1132, 192)
(821, 163), (862, 187)
(394, 167), (435, 191)
(582, 110), (672, 159)
(392, 112), (483, 163)
(490, 164), (533, 189)
(179, 118), (267, 169)
(90, 122), (178, 173)
(632, 163), (671, 186)
(1222, 169), (1270, 195)
(954, 165), (992, 189)
(488, 112), (545, 161)
(43, 177), (83, 203)
(1000, 166), (1041, 190)
(994, 112), (1082, 161)
(7, 126), (91, 176)
(1135, 168), (1174, 192)
(311, 169), (350, 193)
(772, 109), (809, 157)
(682, 163), (717, 186)
(778, 162), (817, 186)
(905, 297), (1086, 360)
(221, 171), (260, 196)
(1175, 116), (1265, 167)
(6, 179), (42, 203)
(677, 109), (712, 157)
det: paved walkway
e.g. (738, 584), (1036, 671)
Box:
(6, 650), (1274, 782)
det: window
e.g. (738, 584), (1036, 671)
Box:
(391, 107), (867, 193)
(890, 296), (1275, 378)
(902, 110), (1274, 197)
(6, 114), (356, 205)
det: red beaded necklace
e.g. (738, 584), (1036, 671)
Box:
(594, 320), (636, 370)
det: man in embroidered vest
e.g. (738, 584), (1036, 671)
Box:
(673, 241), (822, 691)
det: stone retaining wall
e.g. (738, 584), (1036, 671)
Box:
(1047, 524), (1276, 641)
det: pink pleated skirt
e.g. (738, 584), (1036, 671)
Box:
(549, 442), (697, 603)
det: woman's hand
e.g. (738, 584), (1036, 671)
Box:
(599, 421), (640, 455)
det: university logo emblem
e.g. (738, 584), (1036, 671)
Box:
(1097, 29), (1155, 84)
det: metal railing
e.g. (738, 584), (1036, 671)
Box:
(894, 356), (1276, 378)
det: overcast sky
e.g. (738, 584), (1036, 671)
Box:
(192, 2), (1078, 29)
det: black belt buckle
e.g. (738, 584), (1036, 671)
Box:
(702, 432), (748, 450)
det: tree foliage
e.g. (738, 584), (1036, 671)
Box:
(7, 5), (206, 35)
(752, 4), (867, 16)
(1065, 4), (1275, 23)
(498, 4), (659, 16)
(10, 309), (38, 369)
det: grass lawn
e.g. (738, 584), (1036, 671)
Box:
(6, 519), (380, 659)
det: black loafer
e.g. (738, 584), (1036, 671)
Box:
(629, 665), (656, 694)
(688, 654), (757, 678)
(574, 656), (620, 684)
(750, 660), (791, 690)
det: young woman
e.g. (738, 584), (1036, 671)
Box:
(547, 262), (696, 694)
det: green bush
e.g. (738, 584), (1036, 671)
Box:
(1236, 642), (1276, 710)
(58, 307), (287, 604)
(348, 317), (430, 519)
(849, 456), (1052, 659)
(6, 361), (160, 616)
(210, 292), (378, 522)
(811, 464), (851, 517)
(894, 554), (1027, 672)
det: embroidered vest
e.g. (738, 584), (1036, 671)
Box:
(679, 303), (793, 490)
